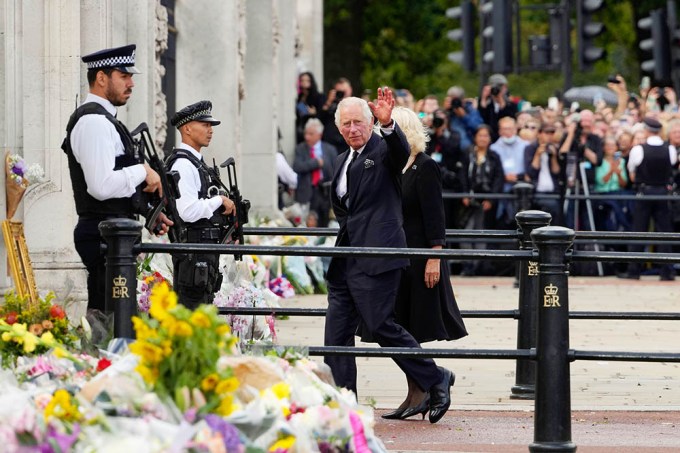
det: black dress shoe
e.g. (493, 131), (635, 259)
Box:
(399, 394), (430, 420)
(381, 407), (406, 419)
(429, 367), (455, 424)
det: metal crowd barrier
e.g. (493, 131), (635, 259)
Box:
(99, 215), (680, 452)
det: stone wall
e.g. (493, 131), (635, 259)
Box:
(0, 0), (312, 302)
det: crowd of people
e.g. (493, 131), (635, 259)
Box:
(285, 71), (680, 280)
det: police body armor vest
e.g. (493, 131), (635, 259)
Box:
(165, 149), (226, 241)
(637, 143), (673, 187)
(61, 102), (141, 217)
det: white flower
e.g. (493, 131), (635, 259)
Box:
(25, 163), (45, 185)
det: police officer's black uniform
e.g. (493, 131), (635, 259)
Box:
(625, 117), (678, 281)
(166, 101), (228, 309)
(62, 45), (145, 312)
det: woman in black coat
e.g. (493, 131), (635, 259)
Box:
(295, 72), (325, 143)
(379, 107), (468, 420)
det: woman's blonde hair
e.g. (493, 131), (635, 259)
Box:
(391, 106), (430, 153)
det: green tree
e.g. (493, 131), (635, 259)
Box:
(324, 0), (646, 106)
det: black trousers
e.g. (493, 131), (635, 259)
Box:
(172, 251), (221, 310)
(628, 186), (675, 279)
(74, 219), (107, 312)
(324, 257), (441, 395)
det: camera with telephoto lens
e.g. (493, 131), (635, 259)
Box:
(335, 90), (345, 100)
(450, 97), (463, 110)
(490, 84), (502, 97)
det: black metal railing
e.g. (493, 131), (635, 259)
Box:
(99, 215), (680, 453)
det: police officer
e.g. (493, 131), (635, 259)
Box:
(624, 116), (678, 281)
(166, 101), (235, 309)
(62, 44), (171, 313)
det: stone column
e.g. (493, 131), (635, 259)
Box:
(241, 0), (279, 216)
(277, 0), (298, 161)
(174, 0), (240, 169)
(296, 0), (324, 90)
(3, 0), (86, 299)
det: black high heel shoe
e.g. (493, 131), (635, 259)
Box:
(381, 407), (406, 420)
(399, 393), (430, 420)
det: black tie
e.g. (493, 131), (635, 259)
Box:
(342, 151), (358, 206)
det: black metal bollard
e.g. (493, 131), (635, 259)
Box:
(99, 218), (142, 339)
(510, 210), (552, 400)
(513, 181), (535, 212)
(529, 226), (576, 453)
(511, 182), (535, 289)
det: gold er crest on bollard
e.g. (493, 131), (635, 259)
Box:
(528, 261), (539, 276)
(543, 283), (560, 307)
(112, 275), (129, 298)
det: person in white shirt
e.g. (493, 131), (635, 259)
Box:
(62, 44), (171, 313)
(165, 101), (235, 308)
(622, 116), (677, 281)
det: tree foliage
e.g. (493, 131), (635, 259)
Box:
(323, 0), (666, 106)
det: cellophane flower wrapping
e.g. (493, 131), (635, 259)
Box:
(4, 152), (45, 219)
(0, 283), (387, 452)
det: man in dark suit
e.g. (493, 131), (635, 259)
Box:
(293, 118), (338, 227)
(324, 88), (454, 424)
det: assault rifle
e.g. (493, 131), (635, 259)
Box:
(129, 123), (185, 243)
(206, 157), (251, 259)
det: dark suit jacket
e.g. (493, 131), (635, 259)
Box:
(329, 124), (410, 276)
(293, 141), (338, 204)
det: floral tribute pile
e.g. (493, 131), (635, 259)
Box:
(0, 285), (386, 452)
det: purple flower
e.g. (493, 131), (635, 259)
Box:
(37, 423), (80, 452)
(204, 414), (243, 451)
(12, 159), (26, 176)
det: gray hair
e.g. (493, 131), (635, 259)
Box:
(334, 97), (373, 128)
(305, 118), (324, 134)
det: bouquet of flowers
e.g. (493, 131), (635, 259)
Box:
(0, 283), (388, 452)
(137, 269), (171, 313)
(130, 281), (242, 415)
(5, 152), (45, 219)
(0, 291), (77, 367)
(213, 284), (278, 343)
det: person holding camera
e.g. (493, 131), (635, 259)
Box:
(593, 135), (630, 232)
(320, 77), (354, 151)
(478, 74), (518, 141)
(63, 44), (172, 313)
(426, 109), (467, 231)
(445, 86), (483, 151)
(559, 109), (603, 230)
(524, 122), (564, 225)
(165, 101), (236, 308)
(460, 125), (505, 276)
(622, 116), (677, 281)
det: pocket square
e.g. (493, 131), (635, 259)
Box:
(364, 159), (375, 169)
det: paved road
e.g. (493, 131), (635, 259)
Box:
(275, 276), (680, 452)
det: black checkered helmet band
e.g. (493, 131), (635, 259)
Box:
(175, 109), (212, 127)
(86, 51), (136, 70)
(172, 100), (221, 128)
(81, 44), (140, 74)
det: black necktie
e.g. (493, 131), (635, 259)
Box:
(342, 151), (358, 206)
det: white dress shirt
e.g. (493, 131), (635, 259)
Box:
(70, 93), (146, 200)
(276, 153), (298, 189)
(170, 143), (223, 223)
(627, 135), (678, 175)
(335, 122), (395, 199)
